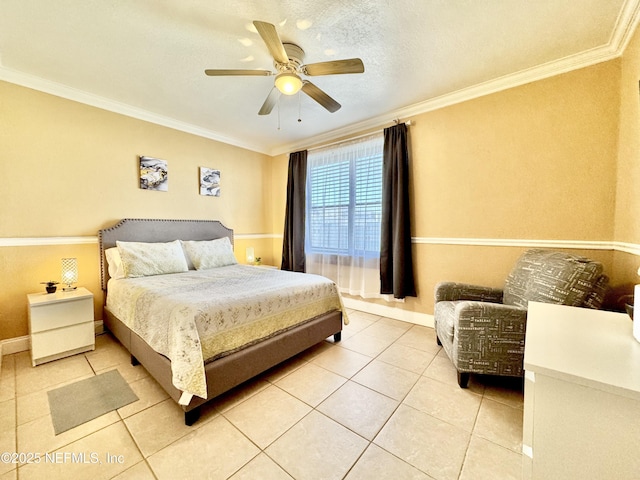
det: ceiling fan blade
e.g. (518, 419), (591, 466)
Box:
(302, 58), (365, 76)
(258, 87), (280, 115)
(301, 81), (341, 113)
(253, 21), (289, 64)
(205, 69), (272, 76)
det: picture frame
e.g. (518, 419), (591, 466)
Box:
(200, 167), (220, 196)
(139, 156), (168, 191)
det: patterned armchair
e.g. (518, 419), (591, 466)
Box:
(434, 249), (609, 387)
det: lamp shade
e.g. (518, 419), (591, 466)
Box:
(61, 258), (78, 289)
(275, 72), (303, 95)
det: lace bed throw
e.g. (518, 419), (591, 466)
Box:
(106, 265), (343, 399)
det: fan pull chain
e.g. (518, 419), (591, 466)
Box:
(277, 95), (281, 130)
(298, 91), (302, 123)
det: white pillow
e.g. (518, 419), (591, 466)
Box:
(105, 247), (125, 279)
(180, 237), (237, 270)
(116, 240), (189, 278)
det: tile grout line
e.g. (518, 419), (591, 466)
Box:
(333, 319), (431, 478)
(9, 317), (525, 479)
(13, 354), (19, 479)
(118, 408), (160, 480)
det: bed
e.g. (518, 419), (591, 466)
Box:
(98, 218), (343, 425)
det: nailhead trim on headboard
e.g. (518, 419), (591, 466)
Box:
(98, 218), (234, 292)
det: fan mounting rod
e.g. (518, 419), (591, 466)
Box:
(276, 43), (305, 72)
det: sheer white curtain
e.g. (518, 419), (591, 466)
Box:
(305, 133), (387, 298)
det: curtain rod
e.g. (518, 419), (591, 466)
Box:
(307, 120), (412, 152)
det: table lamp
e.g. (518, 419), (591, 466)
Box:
(61, 258), (78, 291)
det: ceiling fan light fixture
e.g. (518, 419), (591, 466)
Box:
(275, 72), (303, 95)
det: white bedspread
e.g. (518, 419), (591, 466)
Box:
(106, 265), (343, 399)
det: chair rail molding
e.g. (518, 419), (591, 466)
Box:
(412, 237), (640, 256)
(2, 236), (640, 256)
(0, 237), (98, 247)
(0, 234), (279, 247)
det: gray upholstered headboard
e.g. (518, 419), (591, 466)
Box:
(98, 218), (234, 292)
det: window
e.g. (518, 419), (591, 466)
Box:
(305, 134), (384, 256)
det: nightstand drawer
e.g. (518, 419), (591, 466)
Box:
(29, 296), (93, 333)
(31, 322), (95, 361)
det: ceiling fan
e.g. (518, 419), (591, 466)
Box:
(205, 20), (365, 115)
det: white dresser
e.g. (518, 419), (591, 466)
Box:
(523, 302), (640, 479)
(27, 287), (95, 366)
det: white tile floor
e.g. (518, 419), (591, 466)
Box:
(0, 310), (524, 479)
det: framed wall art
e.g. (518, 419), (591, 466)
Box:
(139, 156), (168, 191)
(200, 167), (220, 196)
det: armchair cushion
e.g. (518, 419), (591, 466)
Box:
(502, 249), (604, 309)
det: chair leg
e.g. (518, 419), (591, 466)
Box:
(457, 371), (470, 388)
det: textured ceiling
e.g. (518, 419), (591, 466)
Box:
(1, 1), (638, 155)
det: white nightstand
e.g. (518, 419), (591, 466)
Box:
(27, 287), (95, 366)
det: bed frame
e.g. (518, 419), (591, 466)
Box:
(98, 218), (342, 425)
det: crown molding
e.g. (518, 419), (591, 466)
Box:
(1, 0), (639, 158)
(0, 66), (267, 155)
(273, 46), (617, 155)
(271, 0), (640, 156)
(612, 0), (640, 53)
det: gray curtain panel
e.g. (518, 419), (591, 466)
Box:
(281, 150), (307, 272)
(380, 124), (416, 298)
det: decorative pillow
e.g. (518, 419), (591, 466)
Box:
(116, 240), (189, 278)
(181, 244), (196, 270)
(180, 237), (237, 270)
(105, 247), (125, 279)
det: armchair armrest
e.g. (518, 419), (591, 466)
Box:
(453, 301), (527, 377)
(435, 281), (504, 303)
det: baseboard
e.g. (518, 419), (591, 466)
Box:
(94, 320), (104, 335)
(1, 320), (105, 358)
(343, 297), (434, 328)
(0, 335), (30, 355)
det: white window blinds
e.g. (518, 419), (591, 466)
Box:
(306, 133), (384, 257)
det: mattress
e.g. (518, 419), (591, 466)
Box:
(106, 264), (343, 398)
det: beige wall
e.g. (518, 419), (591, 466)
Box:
(0, 82), (271, 237)
(0, 81), (274, 340)
(4, 25), (640, 340)
(275, 55), (638, 316)
(616, 21), (640, 246)
(413, 62), (619, 241)
(609, 22), (640, 302)
(297, 60), (623, 317)
(406, 60), (622, 314)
